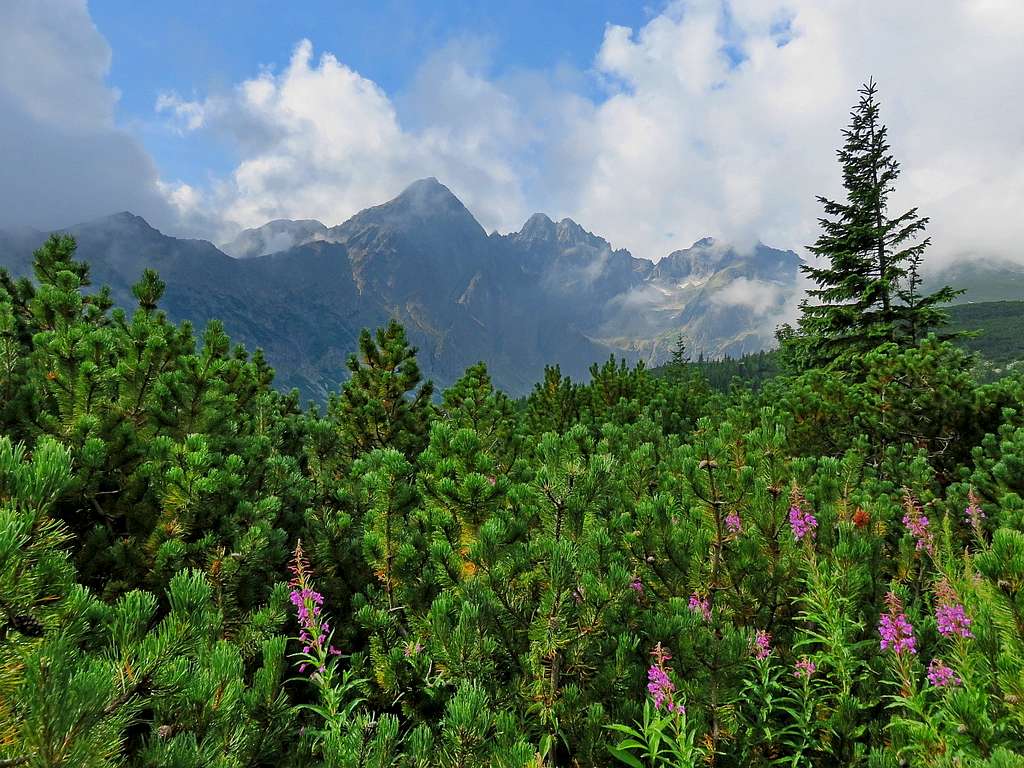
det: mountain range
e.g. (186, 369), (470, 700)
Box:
(0, 178), (827, 399)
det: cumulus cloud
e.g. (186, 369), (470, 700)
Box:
(154, 1), (1023, 269)
(6, 0), (1020, 273)
(0, 0), (181, 232)
(561, 0), (1024, 268)
(156, 39), (543, 238)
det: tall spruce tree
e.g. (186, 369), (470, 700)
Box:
(787, 79), (960, 370)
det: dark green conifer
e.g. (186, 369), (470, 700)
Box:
(328, 319), (433, 463)
(786, 79), (960, 370)
(525, 364), (579, 435)
(670, 334), (690, 367)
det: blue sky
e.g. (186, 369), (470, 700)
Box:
(2, 1), (1021, 266)
(90, 0), (656, 186)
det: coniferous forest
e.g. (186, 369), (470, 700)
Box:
(4, 81), (1024, 768)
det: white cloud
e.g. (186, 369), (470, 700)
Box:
(155, 92), (206, 133)
(158, 39), (540, 237)
(0, 0), (179, 231)
(157, 1), (1023, 270)
(563, 0), (1024, 267)
(156, 179), (203, 215)
(710, 277), (785, 315)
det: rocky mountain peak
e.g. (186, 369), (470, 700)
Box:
(390, 177), (472, 219)
(334, 178), (486, 246)
(0, 179), (806, 399)
(518, 212), (556, 240)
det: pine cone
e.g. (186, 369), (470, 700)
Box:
(10, 613), (44, 637)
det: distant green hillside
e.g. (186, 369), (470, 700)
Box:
(947, 300), (1024, 371)
(653, 300), (1024, 388)
(925, 261), (1024, 303)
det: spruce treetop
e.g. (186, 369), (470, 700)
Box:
(786, 79), (960, 371)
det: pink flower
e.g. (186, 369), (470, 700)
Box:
(725, 511), (742, 535)
(789, 506), (817, 542)
(647, 663), (674, 709)
(788, 486), (817, 543)
(879, 592), (916, 656)
(289, 541), (341, 675)
(688, 592), (711, 622)
(788, 488), (818, 543)
(926, 658), (961, 688)
(794, 657), (816, 679)
(965, 489), (986, 538)
(902, 492), (934, 556)
(630, 579), (644, 594)
(647, 643), (685, 714)
(935, 580), (973, 639)
(404, 641), (423, 657)
(753, 630), (772, 660)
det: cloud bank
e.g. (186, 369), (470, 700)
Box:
(0, 0), (183, 232)
(156, 1), (1023, 267)
(155, 39), (541, 241)
(4, 1), (1022, 271)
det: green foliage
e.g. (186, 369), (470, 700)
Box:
(944, 301), (1024, 378)
(4, 78), (1024, 767)
(653, 349), (779, 393)
(784, 79), (960, 372)
(328, 319), (434, 463)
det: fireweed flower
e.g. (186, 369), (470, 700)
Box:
(753, 630), (772, 660)
(789, 505), (818, 542)
(794, 657), (816, 679)
(289, 540), (341, 675)
(926, 658), (961, 688)
(647, 643), (685, 714)
(965, 488), (986, 538)
(688, 592), (711, 622)
(902, 491), (935, 556)
(879, 591), (917, 655)
(935, 579), (973, 639)
(789, 486), (817, 542)
(725, 511), (742, 535)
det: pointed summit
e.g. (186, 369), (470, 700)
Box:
(89, 211), (159, 233)
(512, 213), (609, 250)
(402, 176), (444, 193)
(518, 212), (556, 240)
(390, 177), (469, 218)
(556, 218), (592, 243)
(332, 177), (486, 244)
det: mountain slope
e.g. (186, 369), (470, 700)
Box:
(220, 219), (332, 258)
(946, 300), (1024, 370)
(925, 259), (1024, 303)
(0, 179), (802, 399)
(598, 238), (801, 360)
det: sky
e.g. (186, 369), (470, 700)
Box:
(2, 0), (1023, 266)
